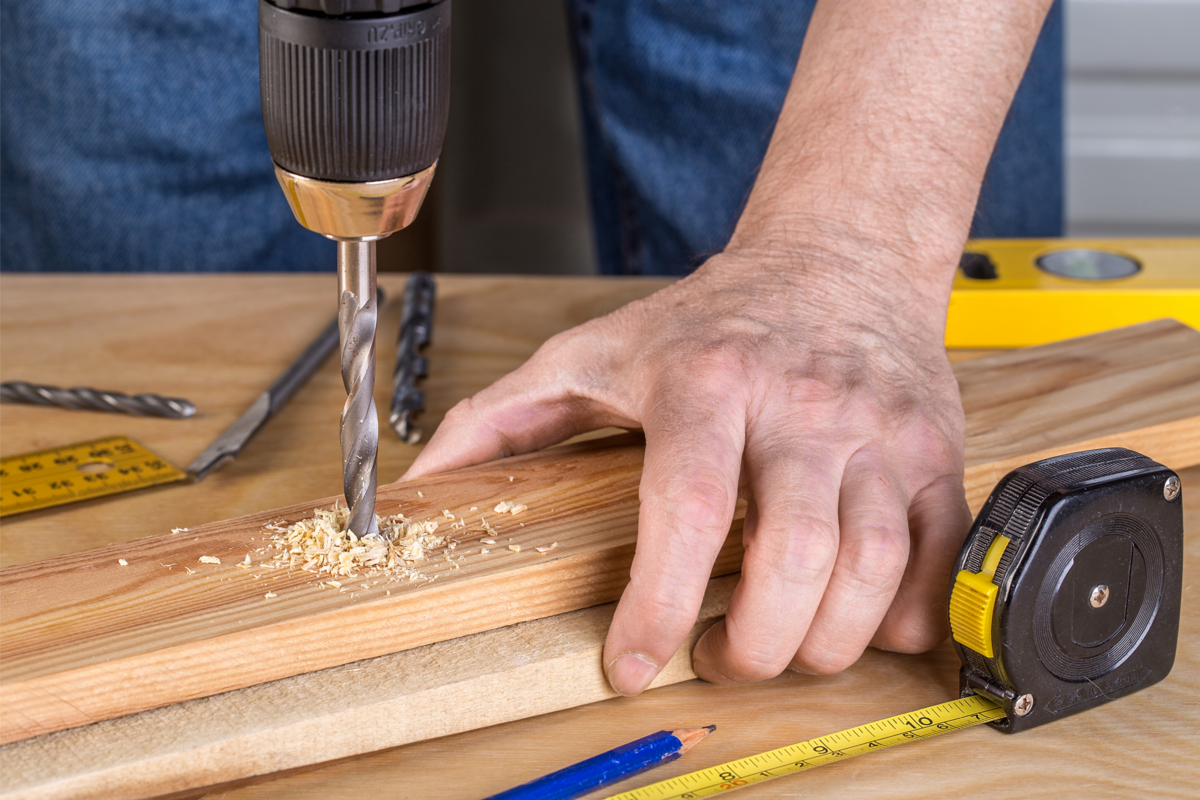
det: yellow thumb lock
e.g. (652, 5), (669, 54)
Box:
(949, 534), (1011, 658)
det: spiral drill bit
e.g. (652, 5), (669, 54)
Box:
(390, 271), (436, 444)
(1, 381), (196, 419)
(337, 241), (380, 541)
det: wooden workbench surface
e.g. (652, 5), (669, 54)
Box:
(1, 274), (1196, 798)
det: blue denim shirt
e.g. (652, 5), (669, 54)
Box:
(1, 1), (1061, 274)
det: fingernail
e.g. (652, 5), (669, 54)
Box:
(605, 653), (660, 696)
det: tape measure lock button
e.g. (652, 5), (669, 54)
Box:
(949, 534), (1011, 658)
(951, 448), (1183, 734)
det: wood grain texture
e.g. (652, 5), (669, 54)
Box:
(0, 435), (747, 746)
(3, 319), (1199, 751)
(4, 460), (1198, 800)
(220, 460), (1199, 800)
(0, 577), (737, 800)
(0, 274), (672, 570)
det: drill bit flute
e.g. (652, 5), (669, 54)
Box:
(337, 241), (381, 539)
(259, 0), (450, 539)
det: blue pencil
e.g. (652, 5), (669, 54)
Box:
(485, 726), (716, 800)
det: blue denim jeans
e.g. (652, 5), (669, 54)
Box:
(566, 0), (1064, 275)
(1, 1), (334, 272)
(2, 1), (1061, 274)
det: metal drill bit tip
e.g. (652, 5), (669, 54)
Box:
(1, 381), (196, 419)
(389, 410), (423, 445)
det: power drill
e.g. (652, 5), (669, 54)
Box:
(258, 0), (451, 539)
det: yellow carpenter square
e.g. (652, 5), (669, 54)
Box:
(947, 238), (1200, 348)
(0, 435), (186, 517)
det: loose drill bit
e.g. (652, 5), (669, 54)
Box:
(0, 381), (196, 419)
(390, 271), (436, 444)
(337, 240), (380, 540)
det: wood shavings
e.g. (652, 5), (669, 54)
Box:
(185, 567), (196, 575)
(171, 527), (189, 534)
(118, 558), (128, 567)
(508, 476), (514, 482)
(442, 510), (455, 520)
(417, 491), (424, 498)
(257, 505), (447, 582)
(480, 548), (490, 554)
(535, 542), (558, 554)
(508, 544), (522, 553)
(470, 506), (478, 511)
(493, 501), (527, 515)
(264, 592), (277, 600)
(479, 538), (496, 545)
(199, 556), (221, 565)
(236, 554), (252, 569)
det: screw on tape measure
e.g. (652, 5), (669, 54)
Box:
(606, 448), (1184, 799)
(0, 436), (187, 517)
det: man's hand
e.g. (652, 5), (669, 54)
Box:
(403, 0), (1054, 694)
(403, 234), (971, 693)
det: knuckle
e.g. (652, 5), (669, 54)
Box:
(747, 512), (839, 587)
(638, 594), (697, 640)
(716, 638), (792, 683)
(792, 647), (860, 676)
(441, 396), (475, 423)
(834, 524), (909, 597)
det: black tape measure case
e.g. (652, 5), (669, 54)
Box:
(949, 449), (1183, 734)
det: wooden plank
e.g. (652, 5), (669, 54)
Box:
(4, 461), (1199, 800)
(0, 577), (736, 800)
(2, 319), (1200, 748)
(215, 461), (1200, 800)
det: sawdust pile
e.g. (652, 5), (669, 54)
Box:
(261, 506), (447, 581)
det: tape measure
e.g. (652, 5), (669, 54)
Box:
(946, 238), (1200, 348)
(607, 448), (1184, 799)
(0, 436), (187, 517)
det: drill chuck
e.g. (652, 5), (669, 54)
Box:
(259, 0), (451, 186)
(259, 0), (450, 241)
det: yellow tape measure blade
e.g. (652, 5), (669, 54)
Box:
(605, 694), (1004, 800)
(0, 436), (187, 517)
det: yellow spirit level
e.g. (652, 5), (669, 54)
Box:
(947, 238), (1200, 348)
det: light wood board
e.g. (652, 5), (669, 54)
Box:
(3, 470), (1198, 800)
(214, 463), (1200, 800)
(3, 319), (1199, 751)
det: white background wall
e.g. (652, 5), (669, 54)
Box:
(1066, 0), (1200, 236)
(432, 0), (1200, 275)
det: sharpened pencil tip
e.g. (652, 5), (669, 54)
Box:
(674, 725), (716, 755)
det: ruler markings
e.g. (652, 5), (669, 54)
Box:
(0, 436), (187, 516)
(605, 695), (1005, 799)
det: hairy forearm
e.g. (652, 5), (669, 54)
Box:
(731, 0), (1054, 286)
